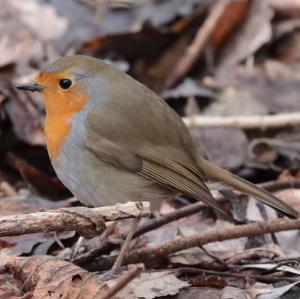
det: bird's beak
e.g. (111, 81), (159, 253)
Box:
(16, 82), (45, 92)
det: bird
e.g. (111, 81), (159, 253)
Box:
(17, 55), (298, 274)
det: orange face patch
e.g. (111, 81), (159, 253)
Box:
(36, 72), (89, 160)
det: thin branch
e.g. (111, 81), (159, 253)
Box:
(98, 266), (142, 299)
(87, 218), (300, 271)
(128, 218), (300, 265)
(75, 179), (300, 265)
(0, 202), (150, 239)
(258, 179), (300, 193)
(74, 200), (218, 266)
(134, 201), (216, 238)
(183, 113), (300, 129)
(166, 0), (231, 87)
(177, 267), (300, 283)
(135, 179), (300, 238)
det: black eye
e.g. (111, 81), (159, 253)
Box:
(59, 78), (72, 90)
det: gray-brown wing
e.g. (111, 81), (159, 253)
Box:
(83, 67), (198, 165)
(85, 138), (232, 220)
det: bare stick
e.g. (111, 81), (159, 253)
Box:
(166, 0), (231, 87)
(89, 218), (300, 270)
(178, 267), (300, 283)
(76, 179), (300, 265)
(127, 218), (300, 265)
(134, 201), (213, 238)
(0, 202), (150, 239)
(98, 266), (142, 299)
(258, 179), (300, 192)
(183, 113), (300, 129)
(134, 179), (300, 238)
(75, 201), (216, 266)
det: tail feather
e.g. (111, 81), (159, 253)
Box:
(199, 158), (298, 219)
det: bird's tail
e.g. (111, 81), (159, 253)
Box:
(198, 158), (298, 219)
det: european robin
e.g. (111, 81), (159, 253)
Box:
(17, 55), (298, 219)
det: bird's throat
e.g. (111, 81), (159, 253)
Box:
(45, 114), (72, 160)
(42, 90), (88, 160)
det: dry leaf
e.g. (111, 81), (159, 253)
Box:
(4, 256), (111, 299)
(211, 0), (251, 48)
(221, 286), (254, 299)
(175, 287), (222, 299)
(190, 127), (248, 169)
(115, 270), (189, 299)
(6, 152), (69, 198)
(217, 0), (273, 73)
(258, 281), (300, 299)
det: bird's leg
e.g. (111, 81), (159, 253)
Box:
(102, 216), (141, 280)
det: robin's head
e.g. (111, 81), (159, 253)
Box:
(17, 55), (111, 114)
(17, 55), (111, 159)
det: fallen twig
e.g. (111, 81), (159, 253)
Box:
(98, 266), (142, 299)
(128, 218), (300, 265)
(0, 202), (150, 239)
(166, 0), (231, 87)
(134, 201), (215, 238)
(75, 179), (300, 265)
(183, 112), (300, 129)
(135, 179), (300, 238)
(88, 217), (300, 271)
(178, 267), (300, 283)
(258, 179), (300, 193)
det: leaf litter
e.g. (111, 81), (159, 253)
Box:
(1, 0), (300, 298)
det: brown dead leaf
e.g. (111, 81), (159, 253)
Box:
(174, 287), (222, 299)
(114, 270), (189, 299)
(221, 283), (273, 299)
(211, 0), (251, 48)
(4, 256), (110, 299)
(190, 275), (226, 288)
(6, 152), (69, 198)
(190, 127), (248, 169)
(215, 60), (300, 113)
(4, 91), (45, 146)
(217, 0), (273, 73)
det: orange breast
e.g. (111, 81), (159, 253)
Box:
(36, 76), (88, 161)
(44, 111), (72, 160)
(43, 90), (89, 159)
